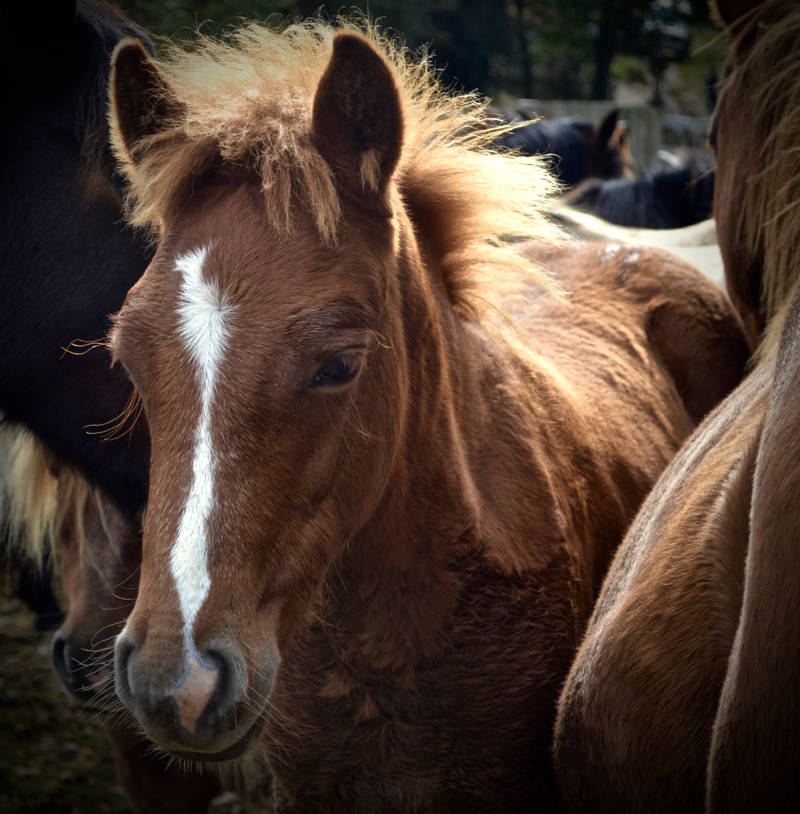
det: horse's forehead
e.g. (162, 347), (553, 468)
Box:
(118, 232), (382, 367)
(114, 180), (391, 374)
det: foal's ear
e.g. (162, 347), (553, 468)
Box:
(109, 38), (183, 167)
(596, 109), (619, 150)
(312, 33), (404, 204)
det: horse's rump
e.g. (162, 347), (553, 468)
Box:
(554, 359), (772, 812)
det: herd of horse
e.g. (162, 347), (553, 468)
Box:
(1, 0), (798, 811)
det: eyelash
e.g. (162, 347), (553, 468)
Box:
(309, 351), (364, 389)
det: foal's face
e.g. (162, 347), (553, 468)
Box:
(111, 179), (402, 758)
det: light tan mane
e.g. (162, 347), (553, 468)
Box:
(1, 427), (90, 570)
(726, 0), (800, 355)
(113, 18), (562, 323)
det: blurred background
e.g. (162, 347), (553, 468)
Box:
(122, 0), (727, 171)
(123, 0), (721, 108)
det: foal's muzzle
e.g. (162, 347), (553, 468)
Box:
(51, 628), (114, 705)
(114, 631), (278, 759)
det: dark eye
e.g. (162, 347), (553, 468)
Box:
(310, 351), (363, 389)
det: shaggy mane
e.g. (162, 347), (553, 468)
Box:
(1, 427), (90, 570)
(112, 18), (562, 322)
(725, 0), (800, 355)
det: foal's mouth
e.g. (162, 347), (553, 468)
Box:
(165, 706), (269, 763)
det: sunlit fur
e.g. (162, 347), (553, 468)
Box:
(110, 17), (562, 323)
(2, 427), (86, 568)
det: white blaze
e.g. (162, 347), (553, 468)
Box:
(170, 245), (232, 649)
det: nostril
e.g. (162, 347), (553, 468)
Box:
(205, 650), (232, 715)
(50, 632), (74, 688)
(114, 635), (136, 710)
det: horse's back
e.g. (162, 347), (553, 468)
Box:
(554, 359), (773, 813)
(504, 241), (749, 605)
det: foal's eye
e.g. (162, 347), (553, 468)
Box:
(310, 351), (363, 389)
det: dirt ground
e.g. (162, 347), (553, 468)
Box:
(0, 589), (273, 814)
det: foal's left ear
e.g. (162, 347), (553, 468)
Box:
(109, 38), (184, 169)
(312, 33), (404, 206)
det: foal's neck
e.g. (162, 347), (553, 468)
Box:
(323, 221), (563, 671)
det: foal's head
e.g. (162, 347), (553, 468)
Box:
(108, 22), (557, 760)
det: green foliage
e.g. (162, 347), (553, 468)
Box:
(122, 0), (299, 39)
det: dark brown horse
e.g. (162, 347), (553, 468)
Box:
(554, 1), (800, 811)
(105, 21), (747, 812)
(0, 1), (228, 809)
(490, 108), (636, 187)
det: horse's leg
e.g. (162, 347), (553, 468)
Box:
(707, 284), (800, 812)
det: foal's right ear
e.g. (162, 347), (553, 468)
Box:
(109, 38), (183, 168)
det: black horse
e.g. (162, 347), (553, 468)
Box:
(562, 163), (715, 229)
(0, 0), (152, 518)
(491, 108), (635, 187)
(0, 4), (224, 810)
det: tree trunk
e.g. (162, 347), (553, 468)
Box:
(515, 0), (533, 99)
(591, 4), (617, 101)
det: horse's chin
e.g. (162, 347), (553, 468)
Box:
(164, 707), (268, 763)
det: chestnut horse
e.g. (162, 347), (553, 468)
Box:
(107, 21), (748, 811)
(554, 1), (800, 811)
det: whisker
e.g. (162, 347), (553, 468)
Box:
(60, 337), (108, 358)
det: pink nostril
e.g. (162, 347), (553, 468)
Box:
(174, 657), (219, 734)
